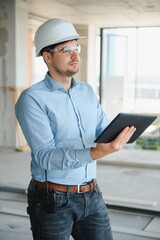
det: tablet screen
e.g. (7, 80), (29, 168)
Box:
(95, 113), (157, 144)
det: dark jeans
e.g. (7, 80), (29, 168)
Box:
(27, 180), (113, 240)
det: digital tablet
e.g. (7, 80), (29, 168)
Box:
(95, 113), (157, 144)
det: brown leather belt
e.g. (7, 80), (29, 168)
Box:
(32, 179), (96, 193)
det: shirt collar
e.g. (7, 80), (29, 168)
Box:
(44, 72), (78, 92)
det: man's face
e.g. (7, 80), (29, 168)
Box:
(48, 40), (80, 77)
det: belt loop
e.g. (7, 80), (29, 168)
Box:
(45, 170), (49, 194)
(66, 185), (70, 198)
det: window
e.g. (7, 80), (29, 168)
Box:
(101, 27), (160, 117)
(99, 27), (160, 213)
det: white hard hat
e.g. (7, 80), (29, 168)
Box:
(34, 18), (85, 57)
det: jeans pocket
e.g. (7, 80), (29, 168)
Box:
(94, 184), (103, 199)
(42, 192), (57, 213)
(55, 191), (70, 211)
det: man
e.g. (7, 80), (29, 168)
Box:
(15, 18), (135, 240)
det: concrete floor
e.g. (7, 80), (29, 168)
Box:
(0, 146), (160, 210)
(0, 147), (160, 239)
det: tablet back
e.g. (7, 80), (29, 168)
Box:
(95, 113), (157, 143)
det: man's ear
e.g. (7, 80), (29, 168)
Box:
(42, 52), (51, 64)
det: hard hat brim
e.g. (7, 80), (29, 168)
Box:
(36, 35), (86, 57)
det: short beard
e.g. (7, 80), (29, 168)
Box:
(66, 68), (79, 77)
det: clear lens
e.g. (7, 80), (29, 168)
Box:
(61, 44), (81, 54)
(50, 44), (81, 54)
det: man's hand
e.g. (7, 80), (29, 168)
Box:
(91, 126), (136, 160)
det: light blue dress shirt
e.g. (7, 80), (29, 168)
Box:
(15, 73), (109, 184)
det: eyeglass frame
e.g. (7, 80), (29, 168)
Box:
(48, 44), (81, 54)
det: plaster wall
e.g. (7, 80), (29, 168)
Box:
(0, 0), (28, 148)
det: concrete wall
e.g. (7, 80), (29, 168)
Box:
(0, 0), (28, 148)
(0, 1), (100, 148)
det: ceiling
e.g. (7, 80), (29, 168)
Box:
(28, 0), (160, 29)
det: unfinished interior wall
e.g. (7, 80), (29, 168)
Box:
(0, 1), (99, 149)
(0, 0), (28, 148)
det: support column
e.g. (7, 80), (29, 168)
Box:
(0, 0), (29, 148)
(87, 24), (100, 96)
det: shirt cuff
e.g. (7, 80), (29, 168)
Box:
(77, 148), (94, 165)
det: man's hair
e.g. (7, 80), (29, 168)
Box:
(40, 44), (57, 56)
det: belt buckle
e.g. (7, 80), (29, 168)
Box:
(77, 183), (88, 193)
(77, 184), (85, 193)
(77, 185), (81, 193)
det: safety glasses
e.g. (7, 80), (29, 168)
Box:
(50, 44), (81, 54)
